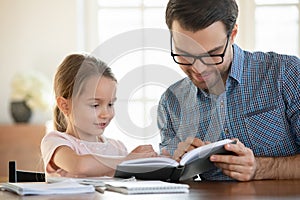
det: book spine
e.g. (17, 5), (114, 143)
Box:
(170, 166), (184, 182)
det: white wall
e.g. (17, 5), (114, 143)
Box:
(0, 0), (257, 125)
(235, 0), (255, 51)
(0, 0), (78, 124)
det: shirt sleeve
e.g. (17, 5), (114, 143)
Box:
(283, 56), (300, 147)
(157, 90), (181, 156)
(40, 131), (74, 173)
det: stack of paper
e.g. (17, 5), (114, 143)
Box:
(0, 180), (95, 196)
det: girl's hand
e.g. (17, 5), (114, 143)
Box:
(125, 144), (158, 160)
(160, 148), (172, 158)
(56, 168), (85, 178)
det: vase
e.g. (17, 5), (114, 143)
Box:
(10, 101), (32, 123)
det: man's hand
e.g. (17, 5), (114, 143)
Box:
(173, 137), (209, 162)
(210, 138), (257, 181)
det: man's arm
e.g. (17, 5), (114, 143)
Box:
(254, 155), (300, 180)
(210, 139), (300, 181)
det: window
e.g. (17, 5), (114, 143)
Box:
(96, 0), (184, 152)
(97, 0), (169, 43)
(254, 0), (299, 55)
(93, 0), (300, 152)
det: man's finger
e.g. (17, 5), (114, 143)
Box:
(161, 148), (171, 157)
(191, 138), (205, 147)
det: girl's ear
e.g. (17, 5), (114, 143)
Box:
(56, 96), (71, 115)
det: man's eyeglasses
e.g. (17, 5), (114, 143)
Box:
(170, 34), (230, 66)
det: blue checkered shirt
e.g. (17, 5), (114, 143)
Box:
(157, 44), (300, 180)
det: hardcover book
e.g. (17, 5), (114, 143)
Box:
(115, 139), (236, 181)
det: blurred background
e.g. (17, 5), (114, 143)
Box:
(0, 0), (299, 151)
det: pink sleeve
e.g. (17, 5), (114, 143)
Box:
(40, 131), (73, 174)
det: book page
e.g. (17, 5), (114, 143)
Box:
(119, 157), (179, 167)
(179, 139), (233, 165)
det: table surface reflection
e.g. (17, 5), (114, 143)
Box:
(1, 179), (300, 200)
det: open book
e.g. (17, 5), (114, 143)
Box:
(0, 180), (95, 196)
(115, 139), (236, 181)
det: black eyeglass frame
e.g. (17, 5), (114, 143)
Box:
(170, 33), (230, 66)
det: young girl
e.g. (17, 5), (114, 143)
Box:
(41, 54), (157, 178)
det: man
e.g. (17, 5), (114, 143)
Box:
(158, 0), (300, 181)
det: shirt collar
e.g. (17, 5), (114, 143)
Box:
(229, 44), (244, 84)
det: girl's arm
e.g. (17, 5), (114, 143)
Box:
(51, 144), (157, 177)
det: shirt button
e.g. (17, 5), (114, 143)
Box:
(224, 128), (229, 135)
(220, 101), (224, 108)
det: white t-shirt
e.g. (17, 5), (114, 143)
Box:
(41, 130), (128, 177)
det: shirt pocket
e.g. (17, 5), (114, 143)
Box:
(244, 105), (286, 148)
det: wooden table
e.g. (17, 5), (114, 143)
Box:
(0, 124), (46, 180)
(1, 180), (300, 200)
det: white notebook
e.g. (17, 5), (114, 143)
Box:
(0, 180), (95, 196)
(105, 180), (189, 194)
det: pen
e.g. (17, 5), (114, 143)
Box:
(94, 177), (135, 193)
(95, 186), (106, 193)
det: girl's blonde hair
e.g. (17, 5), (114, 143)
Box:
(53, 54), (116, 132)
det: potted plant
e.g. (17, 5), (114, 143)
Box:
(10, 70), (51, 123)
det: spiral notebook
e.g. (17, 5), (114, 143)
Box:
(105, 180), (189, 194)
